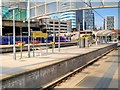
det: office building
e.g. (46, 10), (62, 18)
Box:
(105, 16), (114, 30)
(84, 10), (95, 30)
(60, 1), (76, 30)
(60, 1), (94, 30)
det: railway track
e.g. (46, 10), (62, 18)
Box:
(43, 47), (117, 90)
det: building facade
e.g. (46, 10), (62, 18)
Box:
(60, 1), (94, 31)
(2, 2), (27, 21)
(39, 19), (71, 34)
(84, 10), (95, 30)
(76, 10), (83, 30)
(105, 16), (114, 30)
(60, 1), (76, 30)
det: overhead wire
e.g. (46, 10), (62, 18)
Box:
(81, 0), (105, 19)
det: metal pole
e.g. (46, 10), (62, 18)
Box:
(28, 0), (30, 58)
(45, 0), (47, 14)
(0, 0), (2, 36)
(8, 34), (10, 45)
(78, 23), (81, 48)
(32, 36), (35, 57)
(46, 22), (48, 54)
(58, 20), (60, 52)
(53, 20), (55, 53)
(20, 27), (22, 59)
(13, 9), (16, 60)
(83, 17), (85, 31)
(95, 35), (97, 45)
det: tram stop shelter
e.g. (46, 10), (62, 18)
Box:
(92, 30), (118, 44)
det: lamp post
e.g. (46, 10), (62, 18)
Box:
(20, 23), (22, 59)
(13, 9), (16, 60)
(0, 1), (2, 36)
(58, 19), (60, 52)
(45, 21), (48, 54)
(9, 7), (18, 60)
(78, 23), (81, 48)
(28, 0), (31, 58)
(52, 20), (55, 53)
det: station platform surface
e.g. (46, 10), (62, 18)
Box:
(0, 43), (49, 48)
(0, 44), (117, 80)
(0, 42), (75, 48)
(55, 49), (119, 88)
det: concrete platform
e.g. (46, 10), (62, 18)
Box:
(0, 44), (113, 79)
(0, 43), (117, 89)
(0, 42), (77, 53)
(55, 49), (119, 89)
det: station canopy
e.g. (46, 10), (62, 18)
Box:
(93, 30), (117, 36)
(2, 0), (119, 20)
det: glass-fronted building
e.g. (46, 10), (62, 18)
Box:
(84, 10), (94, 30)
(60, 12), (76, 29)
(105, 16), (114, 30)
(2, 2), (27, 21)
(60, 1), (95, 30)
(60, 1), (76, 30)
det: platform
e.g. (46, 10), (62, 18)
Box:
(0, 43), (116, 79)
(0, 42), (77, 53)
(55, 49), (119, 88)
(0, 43), (117, 89)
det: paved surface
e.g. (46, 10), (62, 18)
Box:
(0, 44), (115, 80)
(0, 43), (46, 48)
(55, 49), (119, 89)
(0, 42), (76, 48)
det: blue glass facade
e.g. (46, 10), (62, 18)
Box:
(60, 11), (76, 29)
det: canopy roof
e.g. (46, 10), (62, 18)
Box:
(93, 30), (117, 36)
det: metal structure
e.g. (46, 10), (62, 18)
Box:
(13, 9), (16, 60)
(8, 7), (18, 60)
(0, 0), (2, 36)
(2, 0), (119, 25)
(93, 30), (117, 44)
(2, 0), (119, 20)
(27, 0), (31, 58)
(29, 0), (119, 19)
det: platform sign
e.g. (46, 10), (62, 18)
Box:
(33, 32), (48, 38)
(50, 42), (55, 45)
(82, 35), (91, 39)
(80, 36), (84, 39)
(17, 42), (25, 47)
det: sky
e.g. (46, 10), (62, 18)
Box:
(94, 8), (118, 29)
(50, 8), (119, 30)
